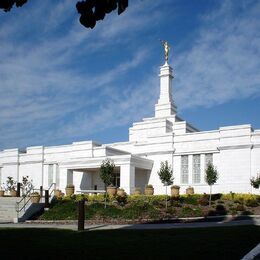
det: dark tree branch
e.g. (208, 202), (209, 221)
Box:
(0, 0), (129, 29)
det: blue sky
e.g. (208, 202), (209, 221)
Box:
(0, 0), (259, 149)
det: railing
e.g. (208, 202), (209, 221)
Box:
(45, 183), (56, 208)
(48, 182), (56, 198)
(15, 185), (34, 217)
(15, 183), (56, 221)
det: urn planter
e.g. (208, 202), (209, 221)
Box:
(54, 189), (62, 197)
(145, 185), (154, 195)
(10, 190), (17, 197)
(171, 186), (180, 197)
(65, 185), (75, 196)
(134, 188), (142, 195)
(117, 189), (126, 197)
(186, 186), (194, 195)
(107, 186), (117, 196)
(30, 193), (41, 203)
(0, 190), (5, 197)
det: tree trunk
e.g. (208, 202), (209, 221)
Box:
(209, 185), (212, 207)
(165, 185), (168, 210)
(104, 185), (107, 209)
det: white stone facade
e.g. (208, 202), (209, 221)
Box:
(0, 60), (259, 195)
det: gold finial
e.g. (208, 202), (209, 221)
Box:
(160, 40), (170, 63)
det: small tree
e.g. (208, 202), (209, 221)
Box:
(6, 176), (16, 192)
(250, 174), (260, 190)
(205, 163), (218, 207)
(100, 158), (115, 208)
(158, 161), (174, 210)
(21, 176), (33, 197)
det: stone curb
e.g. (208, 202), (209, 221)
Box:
(241, 243), (260, 260)
(25, 214), (260, 225)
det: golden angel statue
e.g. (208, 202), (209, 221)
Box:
(160, 40), (170, 63)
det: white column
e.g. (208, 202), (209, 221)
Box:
(43, 164), (49, 189)
(120, 164), (135, 194)
(53, 165), (57, 188)
(59, 168), (73, 192)
(55, 164), (60, 189)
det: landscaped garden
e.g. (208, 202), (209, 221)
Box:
(39, 193), (260, 223)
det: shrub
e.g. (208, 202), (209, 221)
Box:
(211, 193), (222, 201)
(209, 204), (227, 216)
(245, 199), (258, 207)
(221, 193), (259, 201)
(181, 195), (202, 205)
(235, 204), (245, 212)
(250, 174), (260, 189)
(116, 195), (127, 205)
(145, 184), (153, 189)
(198, 196), (209, 206)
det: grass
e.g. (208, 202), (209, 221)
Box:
(0, 226), (259, 259)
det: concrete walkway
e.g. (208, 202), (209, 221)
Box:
(0, 216), (259, 231)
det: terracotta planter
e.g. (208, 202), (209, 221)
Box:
(0, 190), (5, 197)
(65, 187), (75, 196)
(54, 189), (62, 197)
(10, 190), (17, 197)
(117, 189), (126, 197)
(186, 187), (194, 195)
(134, 189), (142, 195)
(30, 194), (40, 203)
(107, 186), (117, 196)
(171, 186), (180, 197)
(145, 187), (154, 195)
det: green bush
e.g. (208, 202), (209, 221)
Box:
(245, 199), (258, 207)
(221, 193), (259, 201)
(198, 196), (209, 206)
(181, 195), (204, 205)
(234, 204), (245, 212)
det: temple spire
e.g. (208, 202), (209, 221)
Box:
(155, 41), (177, 118)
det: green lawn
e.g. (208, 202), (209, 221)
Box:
(0, 226), (259, 259)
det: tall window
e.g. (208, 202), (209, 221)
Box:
(181, 155), (189, 183)
(205, 153), (213, 167)
(193, 155), (201, 183)
(48, 164), (53, 187)
(112, 172), (120, 187)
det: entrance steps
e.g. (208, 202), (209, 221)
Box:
(0, 197), (20, 223)
(0, 197), (44, 223)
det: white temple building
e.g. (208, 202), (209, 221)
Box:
(0, 53), (260, 195)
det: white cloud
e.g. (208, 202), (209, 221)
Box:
(0, 0), (160, 149)
(0, 0), (259, 149)
(174, 0), (260, 110)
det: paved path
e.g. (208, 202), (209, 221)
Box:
(0, 216), (259, 231)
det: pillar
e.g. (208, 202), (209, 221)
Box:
(120, 164), (135, 194)
(59, 169), (73, 192)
